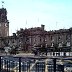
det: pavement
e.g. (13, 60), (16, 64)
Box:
(14, 53), (34, 57)
(1, 52), (72, 59)
(0, 52), (34, 56)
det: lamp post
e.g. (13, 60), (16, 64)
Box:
(19, 57), (21, 72)
(53, 58), (56, 72)
(0, 56), (1, 71)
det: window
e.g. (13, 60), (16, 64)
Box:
(66, 35), (70, 40)
(26, 37), (29, 41)
(5, 23), (7, 27)
(34, 44), (36, 47)
(46, 44), (47, 47)
(34, 37), (36, 43)
(51, 43), (54, 47)
(51, 36), (53, 40)
(7, 31), (9, 36)
(8, 40), (9, 43)
(51, 36), (54, 42)
(58, 36), (61, 41)
(40, 37), (41, 42)
(29, 37), (31, 44)
(12, 40), (14, 43)
(58, 43), (62, 47)
(66, 42), (70, 46)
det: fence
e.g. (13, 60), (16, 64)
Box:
(0, 56), (65, 72)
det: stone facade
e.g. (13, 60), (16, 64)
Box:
(16, 25), (46, 52)
(0, 24), (72, 52)
(0, 8), (9, 37)
(12, 25), (72, 52)
(0, 7), (72, 52)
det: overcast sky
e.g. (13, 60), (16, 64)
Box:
(0, 0), (72, 35)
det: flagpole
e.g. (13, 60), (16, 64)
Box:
(25, 19), (27, 28)
(38, 18), (39, 25)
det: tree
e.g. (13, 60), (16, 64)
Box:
(53, 44), (60, 56)
(32, 43), (47, 56)
(0, 47), (5, 53)
(9, 45), (19, 55)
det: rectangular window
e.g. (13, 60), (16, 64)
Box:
(29, 37), (31, 44)
(51, 36), (53, 40)
(58, 36), (61, 40)
(12, 40), (14, 43)
(51, 43), (54, 47)
(66, 35), (70, 40)
(40, 37), (41, 42)
(51, 36), (54, 42)
(34, 37), (36, 43)
(66, 42), (70, 46)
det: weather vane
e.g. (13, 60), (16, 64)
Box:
(2, 1), (4, 8)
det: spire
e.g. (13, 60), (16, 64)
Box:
(2, 1), (4, 8)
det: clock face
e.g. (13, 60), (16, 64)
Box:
(5, 23), (7, 27)
(5, 23), (9, 27)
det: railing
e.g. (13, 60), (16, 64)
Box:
(0, 55), (66, 72)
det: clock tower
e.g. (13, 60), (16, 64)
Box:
(0, 7), (9, 37)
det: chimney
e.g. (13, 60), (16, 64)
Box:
(41, 24), (45, 30)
